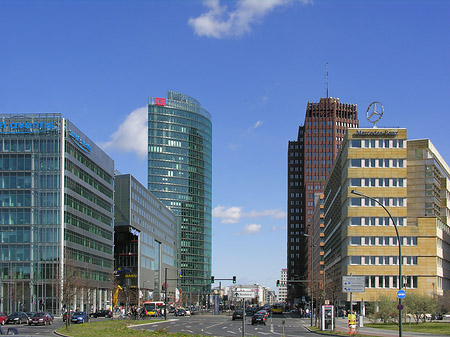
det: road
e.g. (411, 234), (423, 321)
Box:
(130, 313), (317, 337)
(1, 317), (65, 337)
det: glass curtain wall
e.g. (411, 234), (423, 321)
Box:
(148, 91), (212, 301)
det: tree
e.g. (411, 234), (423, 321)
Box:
(403, 293), (437, 324)
(437, 290), (450, 315)
(375, 295), (397, 323)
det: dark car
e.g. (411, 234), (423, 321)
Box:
(232, 310), (244, 320)
(6, 312), (28, 325)
(89, 310), (112, 318)
(0, 312), (6, 325)
(27, 312), (52, 326)
(71, 311), (89, 324)
(175, 308), (188, 316)
(251, 313), (266, 325)
(256, 309), (269, 319)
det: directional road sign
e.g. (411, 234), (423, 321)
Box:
(342, 276), (366, 293)
(233, 291), (255, 298)
(397, 289), (406, 299)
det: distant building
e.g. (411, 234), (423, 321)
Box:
(148, 91), (212, 302)
(278, 268), (288, 302)
(0, 114), (114, 315)
(323, 128), (450, 311)
(114, 174), (178, 306)
(287, 98), (358, 304)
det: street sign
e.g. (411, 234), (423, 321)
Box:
(397, 289), (406, 299)
(233, 291), (255, 298)
(342, 276), (366, 293)
(397, 304), (403, 311)
(302, 296), (305, 303)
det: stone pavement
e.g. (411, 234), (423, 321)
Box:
(302, 317), (448, 337)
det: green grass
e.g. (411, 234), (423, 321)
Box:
(56, 320), (203, 337)
(365, 322), (450, 335)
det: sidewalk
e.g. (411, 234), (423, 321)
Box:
(321, 317), (448, 337)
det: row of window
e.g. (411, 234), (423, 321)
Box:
(1, 136), (62, 153)
(350, 256), (417, 265)
(350, 178), (405, 187)
(65, 159), (113, 199)
(351, 139), (405, 149)
(350, 158), (405, 168)
(65, 177), (112, 212)
(365, 275), (418, 289)
(350, 197), (406, 207)
(65, 229), (113, 254)
(0, 154), (32, 171)
(66, 142), (113, 185)
(349, 217), (406, 226)
(65, 195), (113, 226)
(349, 236), (417, 246)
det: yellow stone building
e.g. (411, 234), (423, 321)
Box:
(322, 128), (449, 308)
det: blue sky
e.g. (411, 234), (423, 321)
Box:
(1, 0), (449, 291)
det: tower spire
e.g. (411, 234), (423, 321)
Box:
(326, 62), (329, 99)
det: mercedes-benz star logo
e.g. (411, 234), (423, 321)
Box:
(366, 101), (384, 125)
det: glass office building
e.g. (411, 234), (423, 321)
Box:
(114, 174), (178, 305)
(148, 91), (212, 301)
(0, 113), (114, 315)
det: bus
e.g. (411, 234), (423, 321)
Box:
(143, 301), (165, 316)
(271, 303), (284, 314)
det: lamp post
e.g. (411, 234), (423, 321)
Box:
(302, 232), (314, 327)
(351, 190), (402, 337)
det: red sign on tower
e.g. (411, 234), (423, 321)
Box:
(155, 97), (166, 106)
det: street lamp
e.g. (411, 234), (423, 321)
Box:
(351, 190), (402, 337)
(302, 232), (315, 327)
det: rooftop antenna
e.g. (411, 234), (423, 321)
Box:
(326, 62), (329, 99)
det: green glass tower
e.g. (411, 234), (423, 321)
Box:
(148, 91), (212, 301)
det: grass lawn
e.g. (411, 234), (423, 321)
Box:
(56, 320), (202, 337)
(365, 322), (450, 335)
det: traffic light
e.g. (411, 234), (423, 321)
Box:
(233, 276), (236, 284)
(211, 276), (214, 283)
(276, 280), (280, 287)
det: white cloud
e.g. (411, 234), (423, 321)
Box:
(213, 205), (243, 223)
(248, 120), (263, 132)
(213, 205), (286, 224)
(100, 107), (147, 159)
(241, 223), (262, 235)
(189, 0), (311, 39)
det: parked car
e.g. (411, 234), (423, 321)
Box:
(6, 312), (28, 325)
(27, 312), (53, 326)
(0, 312), (6, 325)
(71, 311), (89, 324)
(89, 310), (112, 318)
(232, 310), (244, 320)
(251, 313), (266, 325)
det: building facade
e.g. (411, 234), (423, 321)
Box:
(287, 97), (358, 304)
(114, 174), (178, 306)
(278, 268), (288, 302)
(406, 139), (450, 294)
(148, 91), (212, 301)
(0, 113), (114, 315)
(322, 128), (450, 308)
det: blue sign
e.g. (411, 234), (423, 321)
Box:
(302, 296), (305, 303)
(397, 289), (406, 299)
(0, 121), (57, 134)
(69, 129), (91, 153)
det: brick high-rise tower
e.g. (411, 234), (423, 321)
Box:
(287, 97), (358, 304)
